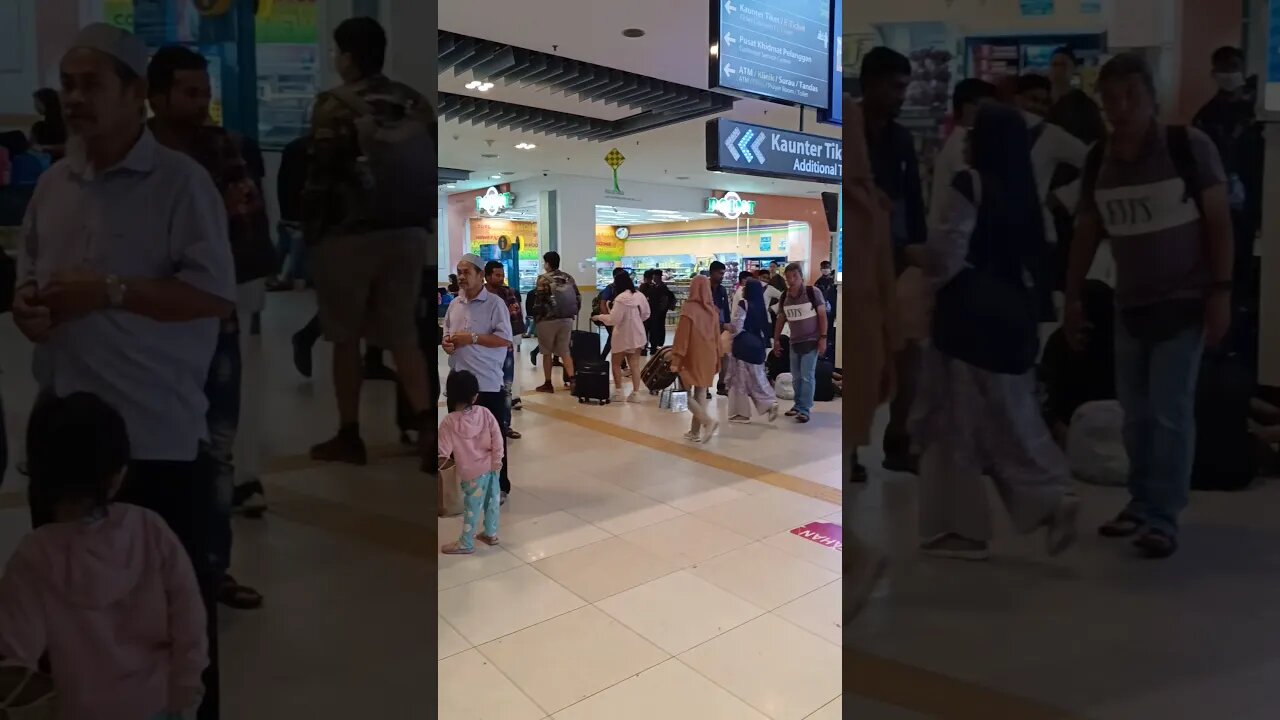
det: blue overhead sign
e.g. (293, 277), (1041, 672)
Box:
(821, 0), (841, 125)
(710, 0), (831, 110)
(706, 118), (841, 183)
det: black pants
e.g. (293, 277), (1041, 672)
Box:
(449, 381), (510, 494)
(883, 342), (921, 461)
(31, 452), (221, 719)
(645, 319), (666, 355)
(602, 325), (614, 359)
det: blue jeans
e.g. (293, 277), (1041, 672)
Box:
(1114, 319), (1205, 536)
(205, 314), (241, 574)
(790, 347), (819, 417)
(503, 346), (515, 393)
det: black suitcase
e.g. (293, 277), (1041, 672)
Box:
(571, 328), (603, 367)
(574, 365), (611, 405)
(815, 359), (836, 402)
(1192, 351), (1257, 491)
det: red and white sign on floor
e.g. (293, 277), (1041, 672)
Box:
(790, 522), (842, 551)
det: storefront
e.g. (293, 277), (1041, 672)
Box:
(442, 175), (834, 324)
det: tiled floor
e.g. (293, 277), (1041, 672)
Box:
(436, 334), (843, 719)
(851, 411), (1280, 719)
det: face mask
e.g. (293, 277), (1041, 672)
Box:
(821, 269), (831, 277)
(1214, 72), (1246, 92)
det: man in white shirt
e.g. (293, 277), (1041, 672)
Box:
(930, 79), (997, 228)
(1015, 74), (1090, 235)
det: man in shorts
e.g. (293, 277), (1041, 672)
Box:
(303, 17), (434, 468)
(530, 251), (580, 393)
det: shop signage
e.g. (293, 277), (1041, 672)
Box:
(790, 522), (842, 550)
(707, 192), (757, 219)
(1020, 0), (1054, 16)
(760, 236), (771, 251)
(707, 118), (841, 183)
(710, 0), (830, 109)
(476, 187), (515, 217)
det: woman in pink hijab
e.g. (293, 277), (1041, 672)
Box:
(671, 275), (723, 442)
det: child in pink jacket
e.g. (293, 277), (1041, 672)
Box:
(438, 370), (505, 555)
(0, 393), (208, 720)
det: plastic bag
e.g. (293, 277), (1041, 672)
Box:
(774, 373), (795, 401)
(1067, 400), (1128, 486)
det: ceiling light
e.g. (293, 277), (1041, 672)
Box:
(622, 28), (646, 38)
(465, 80), (495, 92)
(515, 143), (537, 150)
(490, 175), (502, 179)
(445, 184), (456, 189)
(709, 43), (719, 57)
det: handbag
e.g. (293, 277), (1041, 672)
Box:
(731, 329), (766, 364)
(658, 379), (689, 413)
(930, 171), (1039, 376)
(438, 459), (463, 518)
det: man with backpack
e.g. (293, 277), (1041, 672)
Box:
(529, 251), (581, 394)
(815, 260), (838, 362)
(303, 17), (435, 470)
(772, 263), (828, 424)
(1066, 53), (1234, 559)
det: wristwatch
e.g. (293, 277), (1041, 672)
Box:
(470, 333), (479, 346)
(105, 274), (127, 308)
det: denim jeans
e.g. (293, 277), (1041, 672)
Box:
(790, 348), (819, 417)
(1114, 318), (1205, 536)
(205, 314), (242, 574)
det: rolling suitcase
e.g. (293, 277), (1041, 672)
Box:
(641, 346), (677, 393)
(574, 366), (612, 405)
(571, 328), (603, 368)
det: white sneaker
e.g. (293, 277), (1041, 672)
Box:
(699, 421), (720, 443)
(611, 391), (624, 403)
(627, 392), (640, 403)
(766, 404), (780, 423)
(683, 430), (700, 442)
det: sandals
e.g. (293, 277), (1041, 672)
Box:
(505, 428), (522, 440)
(796, 413), (810, 424)
(1098, 512), (1144, 538)
(1133, 528), (1178, 559)
(218, 574), (264, 610)
(441, 542), (474, 555)
(476, 533), (501, 546)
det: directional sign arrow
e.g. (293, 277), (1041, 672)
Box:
(724, 64), (736, 76)
(725, 0), (737, 13)
(725, 127), (742, 161)
(739, 129), (755, 163)
(724, 33), (736, 46)
(751, 131), (767, 164)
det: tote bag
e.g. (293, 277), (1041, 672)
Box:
(438, 460), (463, 518)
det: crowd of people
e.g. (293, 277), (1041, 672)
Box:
(0, 15), (435, 718)
(437, 249), (837, 555)
(851, 40), (1267, 616)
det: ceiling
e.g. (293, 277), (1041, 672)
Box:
(492, 206), (731, 225)
(438, 0), (841, 198)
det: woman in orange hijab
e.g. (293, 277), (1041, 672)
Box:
(845, 94), (893, 619)
(671, 275), (723, 443)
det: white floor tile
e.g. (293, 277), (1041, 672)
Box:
(805, 696), (842, 720)
(532, 536), (681, 602)
(437, 544), (525, 591)
(692, 493), (820, 540)
(551, 659), (770, 720)
(634, 474), (749, 513)
(479, 606), (669, 715)
(619, 514), (753, 567)
(775, 580), (842, 647)
(595, 570), (764, 655)
(501, 511), (613, 563)
(437, 649), (545, 720)
(439, 565), (585, 645)
(680, 614), (841, 720)
(565, 487), (686, 535)
(438, 615), (471, 660)
(690, 542), (840, 610)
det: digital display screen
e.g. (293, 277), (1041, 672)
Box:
(711, 0), (831, 109)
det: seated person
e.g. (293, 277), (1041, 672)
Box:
(1040, 280), (1116, 446)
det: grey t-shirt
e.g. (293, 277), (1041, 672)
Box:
(1089, 125), (1226, 310)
